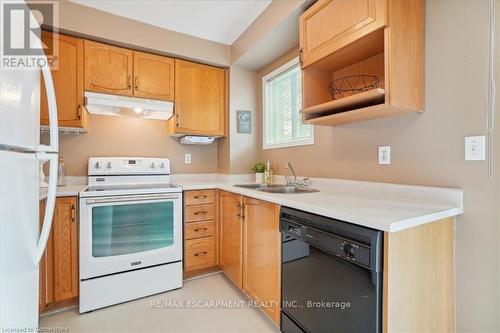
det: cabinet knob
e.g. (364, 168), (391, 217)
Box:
(127, 75), (132, 90)
(194, 251), (207, 257)
(71, 204), (76, 222)
(135, 76), (139, 91)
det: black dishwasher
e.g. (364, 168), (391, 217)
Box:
(280, 207), (383, 333)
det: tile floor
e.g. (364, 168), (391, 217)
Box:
(40, 272), (280, 333)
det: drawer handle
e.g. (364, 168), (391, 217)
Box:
(71, 204), (76, 223)
(194, 210), (208, 215)
(194, 227), (208, 232)
(194, 195), (207, 199)
(194, 251), (207, 257)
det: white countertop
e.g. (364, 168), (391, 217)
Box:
(38, 173), (463, 232)
(39, 177), (88, 200)
(171, 174), (463, 233)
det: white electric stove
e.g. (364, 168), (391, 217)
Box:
(79, 157), (183, 313)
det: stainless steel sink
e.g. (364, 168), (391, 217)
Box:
(234, 183), (283, 189)
(258, 185), (320, 194)
(234, 183), (319, 194)
(258, 186), (319, 194)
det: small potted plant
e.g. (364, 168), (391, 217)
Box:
(251, 161), (266, 183)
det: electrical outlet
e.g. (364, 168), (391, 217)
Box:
(465, 136), (486, 161)
(378, 146), (391, 165)
(184, 154), (192, 164)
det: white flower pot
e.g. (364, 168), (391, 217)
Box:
(255, 173), (264, 184)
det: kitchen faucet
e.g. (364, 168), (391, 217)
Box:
(285, 161), (298, 184)
(285, 161), (311, 187)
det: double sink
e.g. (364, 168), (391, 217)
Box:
(234, 183), (319, 194)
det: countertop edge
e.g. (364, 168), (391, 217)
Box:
(179, 183), (463, 233)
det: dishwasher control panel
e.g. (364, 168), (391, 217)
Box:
(282, 219), (371, 268)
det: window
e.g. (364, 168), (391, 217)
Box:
(263, 57), (313, 149)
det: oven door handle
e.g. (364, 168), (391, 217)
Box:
(85, 194), (180, 204)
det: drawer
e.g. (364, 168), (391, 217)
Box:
(184, 236), (215, 272)
(185, 190), (215, 206)
(185, 204), (214, 222)
(185, 220), (215, 240)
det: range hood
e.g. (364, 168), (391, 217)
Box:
(84, 92), (174, 120)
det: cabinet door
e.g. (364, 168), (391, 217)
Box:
(40, 32), (86, 128)
(84, 40), (133, 96)
(218, 191), (243, 288)
(300, 0), (387, 67)
(51, 197), (79, 302)
(39, 199), (49, 313)
(133, 51), (174, 101)
(173, 60), (226, 136)
(242, 197), (281, 324)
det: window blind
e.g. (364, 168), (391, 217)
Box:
(264, 62), (312, 148)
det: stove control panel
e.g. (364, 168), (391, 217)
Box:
(88, 157), (171, 175)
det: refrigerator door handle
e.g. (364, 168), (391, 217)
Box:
(37, 64), (58, 153)
(33, 152), (58, 265)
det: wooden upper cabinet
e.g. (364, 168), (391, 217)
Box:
(300, 0), (423, 126)
(242, 197), (281, 324)
(218, 191), (243, 289)
(171, 60), (227, 137)
(133, 51), (174, 101)
(40, 32), (87, 129)
(300, 0), (387, 67)
(84, 40), (133, 96)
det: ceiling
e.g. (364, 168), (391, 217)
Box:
(70, 0), (272, 45)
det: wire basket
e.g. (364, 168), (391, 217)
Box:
(329, 75), (380, 100)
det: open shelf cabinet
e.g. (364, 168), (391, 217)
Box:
(300, 0), (424, 126)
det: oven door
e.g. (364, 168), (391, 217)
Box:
(80, 193), (182, 279)
(281, 234), (382, 333)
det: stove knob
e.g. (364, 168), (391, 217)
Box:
(150, 162), (155, 169)
(106, 162), (112, 169)
(95, 162), (100, 169)
(159, 162), (165, 169)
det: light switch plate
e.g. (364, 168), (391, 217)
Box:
(465, 136), (486, 161)
(184, 154), (192, 164)
(379, 146), (391, 165)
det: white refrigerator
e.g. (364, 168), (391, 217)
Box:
(0, 2), (59, 330)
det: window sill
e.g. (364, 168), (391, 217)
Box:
(263, 138), (315, 150)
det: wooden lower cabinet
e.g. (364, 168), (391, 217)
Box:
(184, 237), (216, 271)
(383, 217), (454, 332)
(218, 191), (281, 324)
(39, 197), (79, 314)
(218, 191), (243, 288)
(242, 197), (281, 324)
(183, 190), (219, 276)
